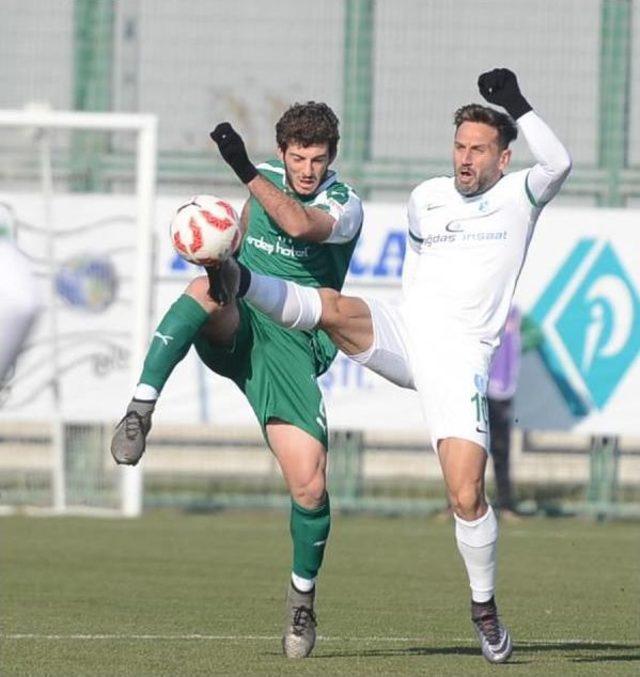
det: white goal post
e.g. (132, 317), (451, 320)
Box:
(0, 109), (157, 517)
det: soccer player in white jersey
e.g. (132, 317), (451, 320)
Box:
(214, 68), (572, 664)
(0, 203), (39, 385)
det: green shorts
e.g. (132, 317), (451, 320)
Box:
(193, 300), (337, 448)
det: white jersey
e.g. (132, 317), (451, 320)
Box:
(404, 169), (535, 348)
(402, 111), (571, 349)
(352, 112), (570, 450)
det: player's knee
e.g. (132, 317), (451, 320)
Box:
(318, 288), (344, 332)
(290, 469), (327, 509)
(292, 488), (326, 510)
(185, 275), (208, 299)
(450, 485), (486, 521)
(185, 276), (221, 311)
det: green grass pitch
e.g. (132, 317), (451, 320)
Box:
(1, 511), (638, 675)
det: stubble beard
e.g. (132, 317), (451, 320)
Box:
(285, 168), (320, 197)
(454, 169), (500, 197)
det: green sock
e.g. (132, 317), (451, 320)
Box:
(290, 496), (331, 580)
(139, 294), (209, 393)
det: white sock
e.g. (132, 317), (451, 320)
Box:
(291, 572), (315, 593)
(454, 505), (498, 603)
(244, 272), (322, 330)
(134, 383), (159, 401)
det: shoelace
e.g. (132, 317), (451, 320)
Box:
(292, 605), (316, 636)
(121, 411), (146, 440)
(474, 611), (502, 646)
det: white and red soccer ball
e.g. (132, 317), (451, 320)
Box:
(170, 195), (241, 265)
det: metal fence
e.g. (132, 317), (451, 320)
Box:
(2, 421), (639, 518)
(0, 0), (638, 204)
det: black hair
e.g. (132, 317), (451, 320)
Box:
(454, 104), (518, 150)
(276, 102), (340, 161)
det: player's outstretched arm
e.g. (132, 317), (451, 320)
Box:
(478, 68), (572, 205)
(210, 123), (336, 242)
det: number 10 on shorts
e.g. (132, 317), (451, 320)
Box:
(471, 392), (488, 426)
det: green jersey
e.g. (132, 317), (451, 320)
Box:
(238, 159), (363, 290)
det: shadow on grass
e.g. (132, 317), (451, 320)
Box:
(522, 641), (640, 663)
(315, 641), (640, 664)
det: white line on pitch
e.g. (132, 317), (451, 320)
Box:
(1, 634), (635, 646)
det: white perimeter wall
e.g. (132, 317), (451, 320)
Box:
(1, 193), (639, 439)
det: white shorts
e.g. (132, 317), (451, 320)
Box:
(349, 297), (492, 453)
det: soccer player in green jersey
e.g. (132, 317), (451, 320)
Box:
(110, 102), (363, 659)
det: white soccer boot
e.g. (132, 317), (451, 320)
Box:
(471, 597), (513, 663)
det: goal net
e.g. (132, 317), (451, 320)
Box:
(0, 109), (157, 517)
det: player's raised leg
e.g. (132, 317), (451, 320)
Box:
(110, 275), (238, 465)
(267, 421), (329, 658)
(438, 437), (512, 663)
(216, 256), (375, 357)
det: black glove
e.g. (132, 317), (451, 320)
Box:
(477, 68), (532, 120)
(210, 122), (258, 184)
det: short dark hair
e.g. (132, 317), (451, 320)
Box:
(454, 104), (518, 150)
(276, 102), (340, 161)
